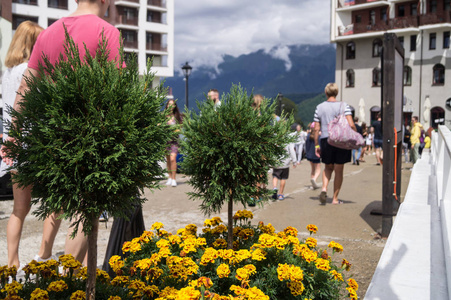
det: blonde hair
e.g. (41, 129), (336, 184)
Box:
(5, 21), (43, 68)
(252, 94), (264, 110)
(325, 83), (339, 98)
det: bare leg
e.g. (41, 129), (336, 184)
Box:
(322, 164), (334, 192)
(166, 155), (172, 176)
(169, 153), (177, 180)
(332, 164), (344, 203)
(279, 179), (287, 195)
(64, 220), (88, 264)
(375, 148), (383, 165)
(37, 212), (62, 259)
(272, 176), (278, 190)
(7, 180), (32, 267)
(313, 163), (321, 182)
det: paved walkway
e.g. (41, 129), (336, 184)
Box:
(0, 153), (412, 297)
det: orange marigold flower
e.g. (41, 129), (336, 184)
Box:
(306, 224), (318, 234)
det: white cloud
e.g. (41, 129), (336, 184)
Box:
(173, 0), (330, 75)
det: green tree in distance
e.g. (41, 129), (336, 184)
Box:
(3, 31), (172, 299)
(181, 84), (295, 249)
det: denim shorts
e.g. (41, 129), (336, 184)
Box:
(373, 138), (383, 149)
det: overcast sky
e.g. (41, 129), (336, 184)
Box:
(173, 0), (331, 75)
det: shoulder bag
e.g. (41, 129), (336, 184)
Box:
(327, 102), (365, 150)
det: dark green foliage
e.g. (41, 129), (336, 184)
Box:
(3, 31), (172, 235)
(296, 93), (327, 124)
(180, 84), (295, 216)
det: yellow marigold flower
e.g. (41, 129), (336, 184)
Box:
(342, 259), (352, 271)
(31, 288), (49, 300)
(109, 256), (125, 274)
(140, 230), (154, 243)
(177, 228), (186, 236)
(143, 285), (159, 298)
(168, 234), (182, 245)
(287, 281), (305, 296)
(158, 286), (179, 298)
(122, 241), (132, 254)
(198, 276), (213, 288)
(235, 249), (252, 263)
(175, 286), (201, 300)
(216, 263), (230, 278)
(315, 258), (331, 271)
(259, 223), (275, 234)
(156, 239), (170, 249)
(204, 218), (213, 227)
(200, 248), (219, 266)
(258, 233), (276, 248)
(305, 237), (317, 248)
(158, 246), (172, 258)
(251, 248), (267, 261)
(157, 229), (169, 237)
(245, 286), (269, 299)
(284, 226), (298, 237)
(211, 216), (222, 226)
(108, 296), (122, 300)
(347, 287), (358, 300)
(328, 241), (344, 253)
(306, 224), (318, 234)
(128, 279), (146, 290)
(218, 249), (234, 262)
(47, 280), (68, 292)
(230, 285), (246, 295)
(185, 224), (198, 236)
(166, 256), (199, 280)
(111, 276), (130, 286)
(151, 222), (164, 230)
(97, 269), (111, 282)
(274, 236), (288, 250)
(330, 270), (344, 281)
(2, 281), (23, 296)
(212, 238), (227, 249)
(347, 278), (359, 291)
(202, 228), (211, 234)
(59, 254), (82, 270)
(238, 228), (255, 240)
(211, 224), (228, 235)
(134, 258), (153, 270)
(70, 290), (86, 300)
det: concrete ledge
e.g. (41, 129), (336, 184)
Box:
(440, 200), (451, 298)
(365, 152), (449, 300)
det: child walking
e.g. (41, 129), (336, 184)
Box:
(271, 138), (297, 200)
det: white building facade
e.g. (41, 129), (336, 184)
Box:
(331, 0), (451, 130)
(0, 0), (174, 94)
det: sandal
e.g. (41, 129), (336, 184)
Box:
(332, 200), (344, 205)
(319, 191), (327, 205)
(278, 194), (285, 200)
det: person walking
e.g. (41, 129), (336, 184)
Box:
(294, 124), (307, 164)
(271, 138), (297, 201)
(305, 122), (321, 189)
(1, 21), (63, 270)
(351, 116), (363, 165)
(165, 99), (183, 187)
(313, 83), (356, 205)
(410, 116), (423, 164)
(207, 88), (221, 108)
(2, 0), (123, 265)
(359, 122), (368, 162)
(372, 113), (383, 165)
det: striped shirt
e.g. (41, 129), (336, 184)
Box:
(313, 101), (352, 138)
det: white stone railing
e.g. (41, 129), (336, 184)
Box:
(365, 125), (451, 299)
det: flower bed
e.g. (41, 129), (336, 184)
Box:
(0, 210), (358, 299)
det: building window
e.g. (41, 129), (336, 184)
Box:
(346, 41), (356, 59)
(381, 8), (387, 22)
(48, 18), (58, 27)
(404, 66), (412, 86)
(372, 39), (382, 57)
(399, 36), (404, 47)
(372, 68), (381, 86)
(444, 31), (450, 49)
(430, 33), (437, 50)
(48, 0), (67, 9)
(445, 0), (451, 11)
(12, 0), (38, 4)
(398, 5), (405, 17)
(410, 35), (417, 51)
(120, 29), (138, 49)
(346, 69), (355, 87)
(430, 0), (437, 13)
(12, 15), (38, 30)
(370, 10), (376, 26)
(355, 14), (361, 23)
(411, 3), (418, 16)
(433, 64), (445, 85)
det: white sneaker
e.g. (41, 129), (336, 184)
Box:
(33, 254), (57, 262)
(310, 179), (320, 189)
(171, 179), (177, 187)
(166, 178), (173, 185)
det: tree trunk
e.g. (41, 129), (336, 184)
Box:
(86, 217), (99, 300)
(227, 194), (233, 249)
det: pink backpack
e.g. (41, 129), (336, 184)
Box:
(327, 103), (365, 150)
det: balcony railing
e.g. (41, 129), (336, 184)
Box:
(117, 15), (139, 26)
(420, 11), (451, 26)
(338, 0), (386, 8)
(118, 0), (139, 3)
(48, 0), (68, 9)
(12, 0), (38, 5)
(148, 0), (166, 8)
(123, 40), (138, 49)
(353, 21), (390, 34)
(146, 42), (167, 52)
(389, 15), (419, 29)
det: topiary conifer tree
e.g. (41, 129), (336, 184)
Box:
(181, 84), (295, 249)
(3, 31), (172, 299)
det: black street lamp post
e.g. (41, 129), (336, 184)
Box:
(277, 93), (283, 116)
(181, 62), (192, 109)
